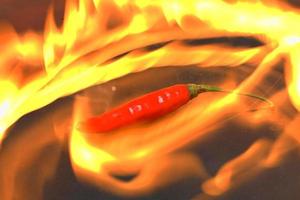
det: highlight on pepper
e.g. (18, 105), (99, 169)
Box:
(78, 84), (273, 133)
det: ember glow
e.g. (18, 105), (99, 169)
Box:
(1, 0), (300, 199)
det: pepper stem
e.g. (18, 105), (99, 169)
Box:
(188, 84), (274, 107)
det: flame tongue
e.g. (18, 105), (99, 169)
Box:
(0, 0), (300, 199)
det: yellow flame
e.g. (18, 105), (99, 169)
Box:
(1, 0), (300, 197)
(71, 127), (116, 173)
(285, 44), (300, 110)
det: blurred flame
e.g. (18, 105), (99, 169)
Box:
(202, 139), (272, 196)
(286, 44), (300, 111)
(0, 0), (300, 198)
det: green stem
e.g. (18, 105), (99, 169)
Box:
(188, 84), (274, 108)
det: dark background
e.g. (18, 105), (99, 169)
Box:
(1, 1), (300, 200)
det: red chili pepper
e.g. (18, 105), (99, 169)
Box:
(78, 84), (273, 133)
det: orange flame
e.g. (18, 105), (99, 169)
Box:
(1, 0), (300, 198)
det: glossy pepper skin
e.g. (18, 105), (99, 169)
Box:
(79, 84), (192, 133)
(79, 84), (272, 133)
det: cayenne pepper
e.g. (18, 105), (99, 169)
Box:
(79, 84), (273, 133)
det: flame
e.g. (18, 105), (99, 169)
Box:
(1, 0), (300, 198)
(202, 139), (272, 196)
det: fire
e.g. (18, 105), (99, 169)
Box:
(1, 0), (300, 199)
